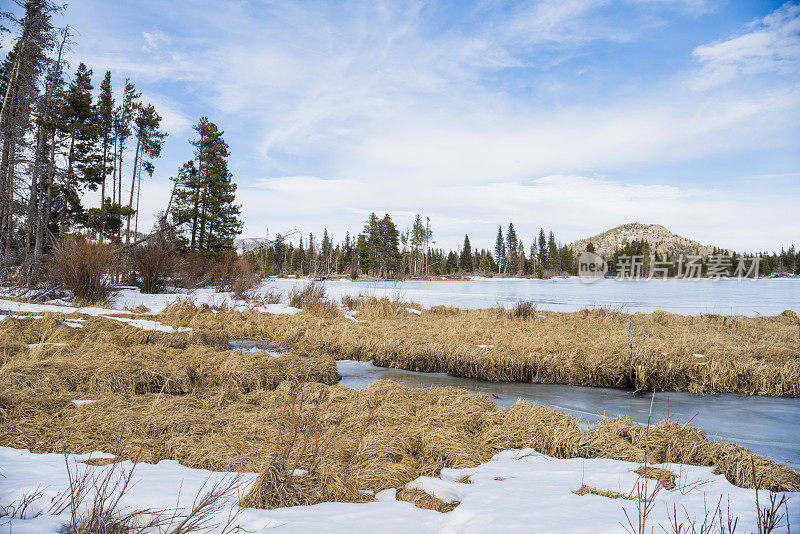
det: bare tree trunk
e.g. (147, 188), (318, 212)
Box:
(133, 156), (141, 237)
(125, 134), (140, 244)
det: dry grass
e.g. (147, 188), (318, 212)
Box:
(396, 488), (459, 512)
(634, 466), (676, 490)
(1, 301), (799, 514)
(287, 281), (340, 317)
(574, 485), (634, 500)
(156, 304), (800, 396)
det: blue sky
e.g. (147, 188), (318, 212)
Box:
(8, 0), (799, 251)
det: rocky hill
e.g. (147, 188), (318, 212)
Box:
(234, 237), (269, 253)
(569, 223), (722, 257)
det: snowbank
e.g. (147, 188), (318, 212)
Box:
(2, 446), (795, 533)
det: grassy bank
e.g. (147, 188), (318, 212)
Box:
(152, 299), (800, 396)
(0, 311), (799, 509)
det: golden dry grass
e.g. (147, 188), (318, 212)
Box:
(149, 302), (800, 396)
(1, 302), (799, 512)
(574, 485), (634, 500)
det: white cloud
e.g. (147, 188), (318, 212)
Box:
(58, 0), (799, 250)
(237, 173), (799, 252)
(690, 2), (800, 89)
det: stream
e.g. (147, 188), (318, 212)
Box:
(336, 360), (800, 467)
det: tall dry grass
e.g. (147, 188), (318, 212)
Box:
(146, 302), (800, 396)
(47, 235), (116, 305)
(198, 305), (798, 396)
(1, 303), (799, 514)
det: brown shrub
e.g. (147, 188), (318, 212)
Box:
(47, 235), (116, 305)
(214, 253), (261, 300)
(131, 239), (179, 293)
(288, 280), (340, 317)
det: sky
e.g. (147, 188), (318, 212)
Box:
(6, 0), (800, 251)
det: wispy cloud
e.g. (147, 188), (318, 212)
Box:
(40, 0), (799, 249)
(690, 2), (800, 89)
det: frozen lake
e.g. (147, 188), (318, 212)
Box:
(264, 277), (800, 316)
(337, 360), (800, 467)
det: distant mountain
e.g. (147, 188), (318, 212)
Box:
(234, 237), (269, 252)
(569, 223), (722, 257)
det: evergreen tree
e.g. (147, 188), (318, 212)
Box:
(60, 63), (102, 208)
(355, 233), (370, 274)
(126, 102), (166, 241)
(538, 229), (547, 269)
(459, 234), (472, 272)
(115, 78), (139, 205)
(494, 225), (505, 274)
(444, 250), (458, 274)
(379, 213), (402, 276)
(478, 251), (493, 273)
(548, 231), (559, 271)
(95, 70), (113, 205)
(321, 228), (333, 274)
(172, 117), (241, 254)
(506, 223), (518, 274)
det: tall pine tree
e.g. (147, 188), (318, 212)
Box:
(172, 117), (241, 254)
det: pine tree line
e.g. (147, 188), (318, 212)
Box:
(247, 213), (577, 278)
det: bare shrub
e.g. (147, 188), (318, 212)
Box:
(131, 239), (178, 294)
(341, 294), (361, 310)
(510, 300), (536, 319)
(240, 380), (377, 509)
(176, 253), (213, 290)
(214, 253), (260, 301)
(259, 287), (282, 305)
(52, 439), (244, 534)
(287, 280), (340, 317)
(47, 235), (116, 305)
(348, 264), (359, 280)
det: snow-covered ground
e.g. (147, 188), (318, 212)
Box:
(110, 286), (300, 315)
(2, 446), (795, 534)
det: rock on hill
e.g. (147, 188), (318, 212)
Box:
(569, 223), (721, 257)
(234, 237), (269, 253)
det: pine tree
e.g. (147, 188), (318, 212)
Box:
(172, 117), (241, 254)
(379, 213), (401, 277)
(506, 223), (518, 274)
(355, 233), (370, 274)
(61, 63), (102, 207)
(127, 102), (166, 241)
(494, 225), (505, 274)
(538, 229), (547, 269)
(548, 231), (559, 271)
(115, 78), (139, 206)
(321, 228), (333, 274)
(460, 234), (472, 272)
(95, 71), (113, 206)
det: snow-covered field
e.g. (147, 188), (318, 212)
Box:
(2, 446), (795, 534)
